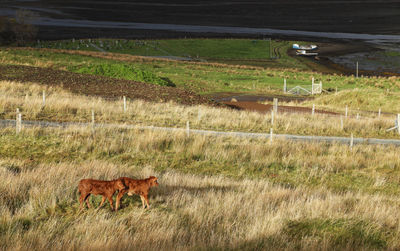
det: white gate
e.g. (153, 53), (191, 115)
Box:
(285, 79), (322, 95)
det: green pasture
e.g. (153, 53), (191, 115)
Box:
(27, 38), (308, 68)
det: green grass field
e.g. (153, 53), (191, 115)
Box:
(2, 47), (400, 94)
(30, 38), (273, 59)
(27, 38), (308, 69)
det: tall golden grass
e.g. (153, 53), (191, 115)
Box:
(1, 80), (399, 139)
(272, 88), (400, 115)
(1, 126), (400, 250)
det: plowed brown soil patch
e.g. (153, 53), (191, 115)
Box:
(223, 101), (339, 115)
(0, 65), (219, 106)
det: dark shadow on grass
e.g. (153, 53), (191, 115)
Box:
(154, 184), (239, 196)
(117, 184), (238, 210)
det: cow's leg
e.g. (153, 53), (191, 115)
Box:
(85, 194), (91, 209)
(79, 192), (88, 211)
(143, 194), (150, 209)
(115, 189), (127, 211)
(139, 195), (145, 208)
(140, 194), (150, 209)
(98, 196), (106, 209)
(107, 196), (114, 211)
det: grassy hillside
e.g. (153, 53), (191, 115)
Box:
(1, 47), (400, 97)
(1, 41), (400, 250)
(30, 38), (274, 59)
(28, 38), (303, 68)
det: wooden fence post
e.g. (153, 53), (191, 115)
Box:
(186, 121), (190, 137)
(123, 96), (127, 112)
(271, 110), (274, 125)
(340, 115), (344, 130)
(91, 110), (95, 129)
(270, 128), (273, 143)
(350, 133), (354, 150)
(283, 78), (287, 93)
(398, 114), (400, 135)
(16, 109), (22, 134)
(378, 108), (381, 118)
(356, 61), (359, 78)
(42, 90), (46, 107)
(273, 98), (278, 114)
(312, 104), (315, 116)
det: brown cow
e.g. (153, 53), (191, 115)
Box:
(78, 178), (125, 211)
(116, 176), (159, 210)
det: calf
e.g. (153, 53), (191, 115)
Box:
(116, 176), (159, 210)
(78, 178), (125, 211)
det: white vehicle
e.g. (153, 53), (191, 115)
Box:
(295, 50), (318, 56)
(293, 44), (318, 50)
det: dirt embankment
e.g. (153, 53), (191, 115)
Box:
(0, 65), (219, 107)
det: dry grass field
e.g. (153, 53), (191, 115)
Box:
(1, 83), (400, 250)
(1, 80), (399, 140)
(1, 125), (400, 250)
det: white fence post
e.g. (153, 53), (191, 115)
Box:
(283, 78), (287, 93)
(312, 104), (315, 116)
(345, 106), (348, 118)
(356, 61), (359, 78)
(270, 128), (273, 143)
(198, 110), (202, 121)
(340, 115), (344, 130)
(378, 108), (381, 118)
(186, 121), (190, 137)
(273, 98), (278, 114)
(398, 114), (400, 135)
(123, 96), (127, 112)
(16, 109), (22, 134)
(271, 110), (274, 125)
(356, 113), (360, 120)
(42, 90), (46, 107)
(91, 110), (95, 129)
(350, 133), (354, 149)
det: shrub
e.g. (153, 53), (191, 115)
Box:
(75, 63), (175, 87)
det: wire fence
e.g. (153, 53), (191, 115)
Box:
(2, 119), (400, 146)
(3, 92), (397, 119)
